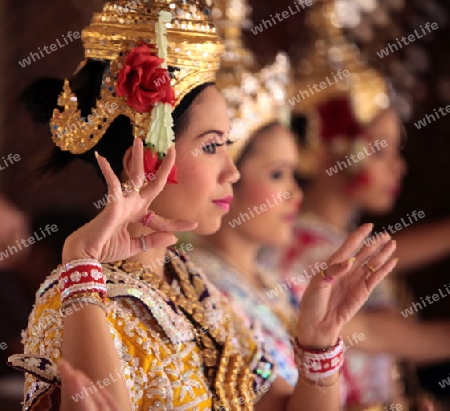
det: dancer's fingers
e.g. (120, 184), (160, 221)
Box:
(328, 224), (373, 264)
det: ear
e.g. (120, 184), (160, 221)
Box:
(121, 145), (134, 181)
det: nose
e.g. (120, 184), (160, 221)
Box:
(222, 152), (241, 184)
(396, 154), (407, 178)
(289, 179), (303, 207)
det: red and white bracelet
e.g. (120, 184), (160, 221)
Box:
(291, 336), (344, 382)
(58, 259), (106, 303)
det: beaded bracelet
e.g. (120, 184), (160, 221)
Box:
(291, 337), (344, 382)
(58, 259), (106, 303)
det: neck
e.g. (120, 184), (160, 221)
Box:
(133, 247), (167, 278)
(302, 179), (358, 233)
(200, 225), (260, 286)
(128, 223), (167, 278)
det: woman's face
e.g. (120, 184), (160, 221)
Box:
(150, 86), (240, 234)
(223, 124), (302, 247)
(351, 109), (407, 214)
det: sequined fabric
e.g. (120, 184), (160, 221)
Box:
(191, 249), (298, 387)
(8, 251), (275, 410)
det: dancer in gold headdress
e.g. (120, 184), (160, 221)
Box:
(191, 0), (300, 388)
(265, 1), (450, 410)
(8, 1), (400, 410)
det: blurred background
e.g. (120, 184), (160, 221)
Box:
(0, 0), (449, 409)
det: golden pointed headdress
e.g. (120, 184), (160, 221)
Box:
(51, 0), (223, 155)
(291, 0), (391, 175)
(212, 0), (291, 161)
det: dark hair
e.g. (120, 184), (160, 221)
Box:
(234, 121), (279, 170)
(21, 59), (214, 183)
(290, 113), (313, 188)
(290, 114), (309, 147)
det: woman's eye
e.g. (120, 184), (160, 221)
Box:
(270, 170), (283, 179)
(202, 138), (227, 155)
(202, 141), (219, 154)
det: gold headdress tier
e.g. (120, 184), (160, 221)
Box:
(292, 0), (391, 176)
(51, 0), (224, 155)
(213, 0), (291, 161)
(83, 0), (222, 104)
(292, 0), (390, 125)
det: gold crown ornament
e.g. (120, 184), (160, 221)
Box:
(291, 0), (391, 176)
(50, 0), (223, 163)
(212, 0), (291, 161)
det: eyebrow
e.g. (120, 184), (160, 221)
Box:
(267, 159), (298, 168)
(196, 130), (227, 139)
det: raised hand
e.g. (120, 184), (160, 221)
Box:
(62, 139), (197, 264)
(296, 224), (398, 347)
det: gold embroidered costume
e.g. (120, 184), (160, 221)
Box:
(9, 251), (275, 410)
(188, 0), (297, 388)
(8, 0), (276, 409)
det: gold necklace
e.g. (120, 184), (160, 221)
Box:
(117, 251), (255, 411)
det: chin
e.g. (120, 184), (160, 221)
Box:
(277, 233), (293, 247)
(365, 200), (395, 215)
(193, 215), (224, 236)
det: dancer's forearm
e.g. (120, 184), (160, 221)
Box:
(256, 374), (340, 411)
(394, 218), (450, 273)
(343, 312), (450, 362)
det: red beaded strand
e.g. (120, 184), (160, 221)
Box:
(291, 337), (344, 381)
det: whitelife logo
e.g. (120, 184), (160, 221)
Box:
(364, 211), (426, 247)
(250, 0), (313, 35)
(288, 69), (350, 106)
(376, 22), (439, 59)
(401, 282), (450, 319)
(71, 369), (123, 403)
(414, 104), (450, 130)
(0, 224), (59, 261)
(18, 31), (81, 68)
(0, 154), (21, 171)
(228, 192), (291, 228)
(325, 140), (387, 177)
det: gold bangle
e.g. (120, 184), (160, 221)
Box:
(61, 292), (107, 315)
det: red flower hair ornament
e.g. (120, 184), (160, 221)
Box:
(116, 43), (175, 113)
(316, 96), (365, 143)
(115, 11), (178, 184)
(316, 96), (370, 181)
